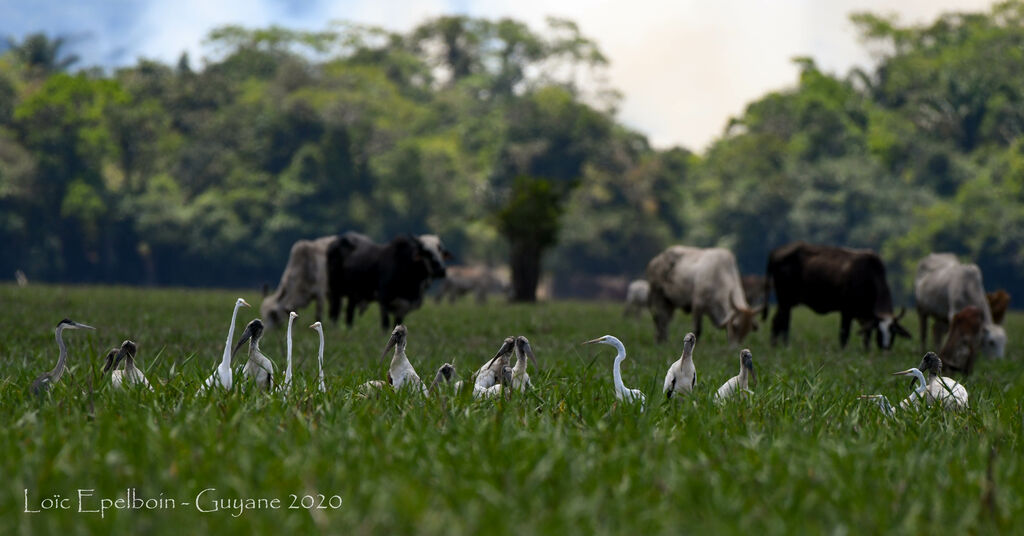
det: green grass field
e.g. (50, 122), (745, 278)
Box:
(2, 284), (1022, 534)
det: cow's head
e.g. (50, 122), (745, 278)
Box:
(980, 323), (1007, 358)
(724, 292), (764, 344)
(416, 234), (452, 279)
(868, 308), (912, 349)
(260, 292), (286, 330)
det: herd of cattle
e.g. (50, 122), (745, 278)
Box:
(262, 233), (1009, 375)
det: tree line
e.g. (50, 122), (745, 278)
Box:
(2, 2), (1024, 300)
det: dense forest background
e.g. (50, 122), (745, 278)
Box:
(2, 2), (1024, 300)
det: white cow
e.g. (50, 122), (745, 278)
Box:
(646, 246), (762, 344)
(623, 279), (650, 317)
(261, 236), (337, 330)
(915, 253), (1006, 358)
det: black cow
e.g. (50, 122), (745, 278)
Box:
(327, 233), (450, 329)
(764, 241), (911, 349)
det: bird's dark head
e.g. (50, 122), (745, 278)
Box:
(232, 319), (264, 357)
(919, 351), (942, 376)
(484, 336), (516, 369)
(380, 324), (408, 363)
(439, 363), (455, 381)
(516, 336), (538, 369)
(683, 332), (697, 353)
(740, 348), (755, 385)
(101, 347), (119, 374)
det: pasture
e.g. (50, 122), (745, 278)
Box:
(2, 284), (1022, 534)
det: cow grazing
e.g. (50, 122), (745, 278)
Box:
(914, 253), (1006, 357)
(435, 265), (509, 304)
(623, 279), (650, 317)
(987, 290), (1010, 325)
(938, 306), (983, 376)
(764, 242), (910, 349)
(260, 236), (337, 330)
(327, 233), (450, 330)
(646, 246), (762, 344)
(741, 274), (769, 308)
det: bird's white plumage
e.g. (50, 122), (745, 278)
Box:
(199, 298), (248, 393)
(664, 333), (697, 400)
(311, 321), (326, 393)
(282, 311), (297, 394)
(715, 349), (754, 402)
(584, 335), (646, 409)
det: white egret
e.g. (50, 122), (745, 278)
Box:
(104, 340), (153, 390)
(234, 319), (274, 390)
(198, 297), (250, 393)
(582, 335), (646, 408)
(715, 348), (755, 402)
(31, 318), (95, 396)
(894, 352), (968, 410)
(310, 321), (326, 393)
(282, 311), (298, 394)
(664, 332), (697, 400)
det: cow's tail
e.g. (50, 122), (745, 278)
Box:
(763, 257), (773, 321)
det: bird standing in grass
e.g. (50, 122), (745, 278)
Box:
(664, 332), (697, 400)
(31, 318), (95, 396)
(716, 348), (755, 401)
(104, 340), (152, 390)
(583, 335), (646, 408)
(359, 325), (426, 396)
(510, 336), (537, 392)
(282, 311), (298, 394)
(234, 319), (274, 390)
(894, 352), (968, 410)
(199, 297), (249, 392)
(465, 336), (514, 396)
(310, 321), (326, 393)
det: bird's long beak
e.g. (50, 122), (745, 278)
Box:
(309, 322), (319, 329)
(240, 299), (251, 308)
(233, 325), (254, 357)
(748, 364), (756, 386)
(102, 350), (117, 374)
(581, 337), (603, 345)
(521, 340), (539, 369)
(113, 346), (129, 370)
(379, 332), (399, 364)
(484, 339), (514, 369)
(73, 322), (96, 330)
(891, 369), (915, 376)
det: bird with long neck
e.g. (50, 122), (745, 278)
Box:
(468, 336), (514, 396)
(582, 335), (646, 408)
(510, 336), (537, 392)
(310, 321), (326, 393)
(234, 319), (274, 390)
(199, 298), (250, 392)
(894, 352), (969, 410)
(104, 340), (152, 390)
(716, 348), (755, 401)
(664, 332), (697, 400)
(32, 318), (95, 396)
(359, 325), (426, 396)
(282, 311), (298, 394)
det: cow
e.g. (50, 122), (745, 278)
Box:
(741, 274), (769, 308)
(914, 253), (1006, 357)
(764, 242), (911, 349)
(937, 306), (983, 376)
(327, 233), (450, 330)
(435, 265), (509, 304)
(646, 246), (762, 344)
(623, 279), (650, 318)
(986, 290), (1010, 325)
(260, 236), (338, 330)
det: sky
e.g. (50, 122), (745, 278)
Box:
(0, 0), (998, 151)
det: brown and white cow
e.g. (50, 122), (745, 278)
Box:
(914, 253), (1006, 358)
(260, 235), (337, 330)
(646, 246), (762, 344)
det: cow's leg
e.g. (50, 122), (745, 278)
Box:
(315, 292), (324, 323)
(345, 299), (356, 328)
(692, 308), (704, 341)
(648, 286), (674, 344)
(838, 312), (853, 348)
(380, 302), (391, 331)
(328, 289), (341, 323)
(917, 308), (928, 354)
(860, 320), (872, 350)
(770, 305), (791, 346)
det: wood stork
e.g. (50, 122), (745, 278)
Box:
(359, 325), (426, 396)
(281, 311), (298, 394)
(428, 363), (456, 394)
(664, 332), (697, 400)
(103, 340), (153, 390)
(198, 298), (250, 392)
(715, 348), (754, 401)
(894, 352), (969, 410)
(233, 319), (274, 390)
(476, 365), (514, 399)
(310, 321), (326, 393)
(466, 336), (515, 397)
(510, 336), (537, 392)
(31, 318), (95, 396)
(582, 335), (646, 408)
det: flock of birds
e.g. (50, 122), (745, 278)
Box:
(29, 297), (970, 416)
